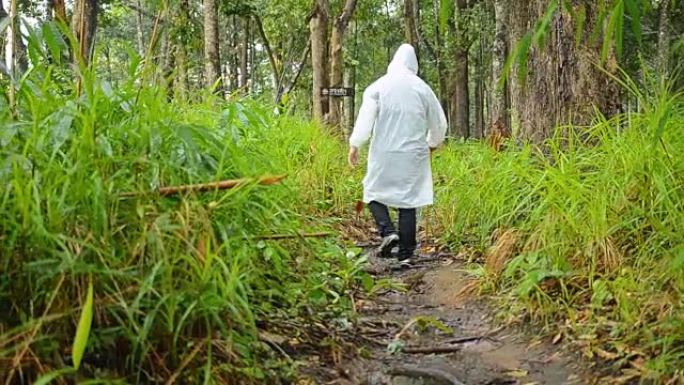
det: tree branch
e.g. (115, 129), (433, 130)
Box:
(252, 14), (281, 83)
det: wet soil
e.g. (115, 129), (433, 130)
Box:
(306, 247), (590, 385)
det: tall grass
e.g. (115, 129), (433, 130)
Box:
(0, 27), (366, 383)
(433, 76), (683, 380)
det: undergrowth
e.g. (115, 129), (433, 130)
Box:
(433, 75), (683, 381)
(0, 29), (364, 383)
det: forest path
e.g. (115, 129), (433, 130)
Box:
(305, 224), (590, 385)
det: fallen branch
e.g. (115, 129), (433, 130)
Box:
(401, 345), (463, 354)
(387, 365), (466, 385)
(255, 231), (333, 240)
(121, 175), (287, 197)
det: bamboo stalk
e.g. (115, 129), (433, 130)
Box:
(121, 175), (287, 197)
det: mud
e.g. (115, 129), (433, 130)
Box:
(315, 249), (589, 385)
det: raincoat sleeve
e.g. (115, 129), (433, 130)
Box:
(426, 89), (447, 148)
(349, 85), (380, 148)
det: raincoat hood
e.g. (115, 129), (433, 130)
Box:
(387, 44), (418, 75)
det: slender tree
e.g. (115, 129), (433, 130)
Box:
(404, 0), (420, 63)
(450, 0), (470, 138)
(310, 0), (330, 122)
(328, 0), (358, 127)
(490, 0), (509, 136)
(657, 0), (671, 76)
(203, 0), (222, 90)
(72, 0), (99, 65)
(239, 16), (250, 93)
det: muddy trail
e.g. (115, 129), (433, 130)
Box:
(300, 227), (591, 385)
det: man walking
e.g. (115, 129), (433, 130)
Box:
(348, 43), (447, 263)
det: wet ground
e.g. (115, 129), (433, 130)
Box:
(303, 246), (590, 385)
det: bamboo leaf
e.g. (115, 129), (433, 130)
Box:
(654, 103), (672, 141)
(33, 368), (75, 385)
(532, 0), (557, 46)
(72, 277), (94, 370)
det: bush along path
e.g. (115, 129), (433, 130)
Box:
(295, 222), (590, 385)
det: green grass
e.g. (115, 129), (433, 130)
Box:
(432, 75), (684, 381)
(0, 36), (368, 382)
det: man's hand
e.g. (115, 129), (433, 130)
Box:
(348, 146), (359, 168)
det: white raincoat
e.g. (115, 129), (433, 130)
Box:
(349, 44), (447, 209)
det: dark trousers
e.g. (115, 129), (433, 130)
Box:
(368, 201), (416, 257)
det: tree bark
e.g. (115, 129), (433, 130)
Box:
(0, 2), (7, 69)
(238, 16), (250, 93)
(135, 0), (145, 56)
(449, 0), (469, 139)
(50, 0), (68, 25)
(508, 0), (620, 141)
(432, 0), (448, 109)
(328, 0), (358, 127)
(657, 0), (671, 76)
(310, 0), (330, 123)
(490, 0), (509, 136)
(474, 37), (485, 139)
(227, 15), (239, 92)
(172, 0), (190, 100)
(8, 0), (27, 73)
(404, 0), (420, 64)
(71, 0), (99, 65)
(203, 0), (222, 91)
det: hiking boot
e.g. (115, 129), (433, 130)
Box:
(376, 233), (399, 259)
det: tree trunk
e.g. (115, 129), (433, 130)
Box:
(9, 0), (27, 73)
(202, 0), (222, 91)
(449, 0), (469, 138)
(474, 37), (484, 139)
(227, 15), (239, 92)
(508, 0), (620, 141)
(71, 0), (99, 65)
(174, 0), (190, 100)
(51, 0), (68, 25)
(490, 0), (509, 136)
(328, 0), (358, 127)
(657, 0), (671, 76)
(432, 0), (448, 109)
(239, 16), (250, 93)
(344, 20), (358, 135)
(0, 2), (7, 69)
(310, 0), (330, 123)
(404, 0), (420, 64)
(135, 0), (145, 56)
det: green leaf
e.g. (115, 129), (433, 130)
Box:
(72, 278), (94, 370)
(33, 368), (75, 385)
(654, 103), (672, 141)
(42, 22), (67, 65)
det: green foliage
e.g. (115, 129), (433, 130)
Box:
(433, 74), (684, 380)
(72, 278), (95, 370)
(0, 29), (365, 383)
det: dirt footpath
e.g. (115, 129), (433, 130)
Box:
(326, 248), (590, 385)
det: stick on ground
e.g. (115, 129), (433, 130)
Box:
(121, 175), (287, 197)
